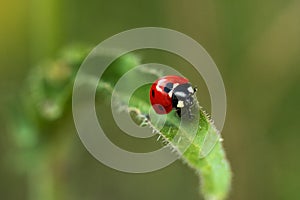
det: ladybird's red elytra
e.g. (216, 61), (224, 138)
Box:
(149, 75), (196, 117)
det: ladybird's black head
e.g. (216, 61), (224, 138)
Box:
(171, 83), (196, 118)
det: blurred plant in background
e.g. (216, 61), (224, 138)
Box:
(7, 46), (89, 200)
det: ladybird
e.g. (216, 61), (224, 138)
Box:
(150, 75), (197, 118)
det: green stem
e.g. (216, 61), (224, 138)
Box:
(27, 136), (71, 200)
(28, 152), (56, 200)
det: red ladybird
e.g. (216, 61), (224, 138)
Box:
(150, 75), (197, 117)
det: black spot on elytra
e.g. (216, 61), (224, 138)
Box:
(158, 105), (164, 111)
(152, 90), (155, 97)
(164, 87), (171, 93)
(164, 82), (173, 93)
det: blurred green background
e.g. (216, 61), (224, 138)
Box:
(1, 0), (300, 199)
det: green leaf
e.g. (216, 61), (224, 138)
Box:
(98, 67), (232, 200)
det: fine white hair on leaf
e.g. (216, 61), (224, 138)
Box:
(166, 127), (172, 135)
(157, 134), (162, 141)
(177, 136), (182, 144)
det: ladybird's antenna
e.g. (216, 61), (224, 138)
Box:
(193, 86), (198, 93)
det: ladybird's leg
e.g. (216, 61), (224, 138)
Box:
(171, 94), (179, 108)
(145, 114), (151, 121)
(172, 93), (181, 118)
(175, 108), (181, 118)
